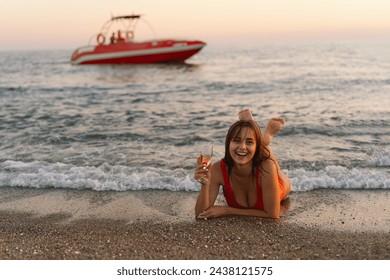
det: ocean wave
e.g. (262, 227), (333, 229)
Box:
(0, 160), (198, 192)
(1, 160), (389, 193)
(287, 165), (389, 192)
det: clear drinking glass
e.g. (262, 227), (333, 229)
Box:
(200, 145), (213, 168)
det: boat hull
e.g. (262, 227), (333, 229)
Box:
(71, 40), (205, 65)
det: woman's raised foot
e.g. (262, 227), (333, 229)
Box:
(262, 117), (285, 146)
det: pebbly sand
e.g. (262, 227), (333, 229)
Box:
(0, 187), (389, 260)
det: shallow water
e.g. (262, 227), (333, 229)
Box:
(0, 41), (389, 192)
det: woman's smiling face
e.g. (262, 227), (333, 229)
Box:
(229, 126), (257, 166)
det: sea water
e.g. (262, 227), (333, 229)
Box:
(0, 41), (389, 192)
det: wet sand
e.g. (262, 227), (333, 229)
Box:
(0, 187), (389, 260)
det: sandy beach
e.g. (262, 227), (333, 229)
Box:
(0, 187), (389, 260)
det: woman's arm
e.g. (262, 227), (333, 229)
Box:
(259, 159), (281, 218)
(194, 162), (221, 217)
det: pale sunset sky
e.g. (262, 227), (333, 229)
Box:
(0, 0), (390, 51)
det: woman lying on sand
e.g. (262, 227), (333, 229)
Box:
(194, 109), (291, 219)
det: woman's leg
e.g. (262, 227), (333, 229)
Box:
(262, 117), (291, 199)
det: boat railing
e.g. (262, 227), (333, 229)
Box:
(85, 14), (157, 46)
(88, 33), (102, 46)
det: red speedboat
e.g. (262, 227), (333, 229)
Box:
(70, 15), (206, 65)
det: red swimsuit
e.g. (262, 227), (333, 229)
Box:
(220, 159), (285, 210)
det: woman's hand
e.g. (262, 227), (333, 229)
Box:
(194, 156), (211, 185)
(197, 205), (228, 219)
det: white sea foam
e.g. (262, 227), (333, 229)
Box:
(374, 150), (390, 167)
(287, 165), (389, 192)
(0, 160), (199, 192)
(1, 160), (389, 192)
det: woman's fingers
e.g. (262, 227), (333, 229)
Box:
(194, 163), (210, 184)
(196, 206), (223, 219)
(197, 210), (209, 219)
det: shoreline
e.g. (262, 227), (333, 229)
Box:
(0, 187), (389, 260)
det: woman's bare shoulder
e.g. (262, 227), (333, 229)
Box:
(259, 160), (279, 191)
(260, 159), (278, 174)
(210, 160), (224, 182)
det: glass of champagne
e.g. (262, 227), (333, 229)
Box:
(200, 145), (213, 168)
